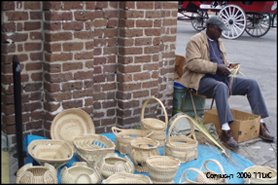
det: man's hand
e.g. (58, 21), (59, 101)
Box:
(216, 64), (231, 76)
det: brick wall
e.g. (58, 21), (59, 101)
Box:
(1, 1), (178, 148)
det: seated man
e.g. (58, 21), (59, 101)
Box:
(177, 16), (274, 151)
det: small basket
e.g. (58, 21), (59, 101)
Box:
(243, 165), (277, 184)
(96, 153), (135, 178)
(27, 139), (74, 168)
(112, 126), (153, 155)
(61, 162), (102, 184)
(146, 156), (180, 183)
(141, 96), (168, 146)
(16, 163), (57, 184)
(73, 134), (115, 168)
(129, 137), (160, 172)
(179, 159), (226, 184)
(102, 172), (153, 184)
(165, 114), (198, 163)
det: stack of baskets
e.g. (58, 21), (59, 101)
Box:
(243, 165), (277, 184)
(102, 172), (153, 184)
(141, 96), (168, 146)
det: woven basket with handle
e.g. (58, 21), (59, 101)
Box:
(102, 172), (153, 184)
(141, 96), (168, 146)
(165, 113), (198, 163)
(112, 126), (153, 155)
(243, 165), (277, 184)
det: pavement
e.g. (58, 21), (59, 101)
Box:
(2, 20), (277, 184)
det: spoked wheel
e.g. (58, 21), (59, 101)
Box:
(245, 13), (271, 37)
(218, 5), (247, 39)
(191, 10), (209, 31)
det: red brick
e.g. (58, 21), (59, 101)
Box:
(62, 62), (83, 71)
(74, 51), (94, 60)
(62, 22), (83, 31)
(24, 42), (42, 51)
(2, 2), (15, 11)
(45, 53), (73, 62)
(74, 11), (94, 21)
(45, 32), (72, 42)
(6, 12), (28, 21)
(63, 42), (83, 51)
(62, 2), (84, 10)
(44, 12), (72, 21)
(24, 2), (41, 10)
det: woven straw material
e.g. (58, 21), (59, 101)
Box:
(16, 163), (57, 184)
(146, 156), (180, 183)
(228, 63), (240, 76)
(27, 139), (74, 168)
(112, 127), (153, 155)
(61, 162), (102, 184)
(97, 153), (135, 178)
(129, 137), (160, 172)
(102, 172), (153, 184)
(73, 134), (115, 168)
(243, 165), (277, 184)
(50, 108), (95, 143)
(165, 114), (198, 162)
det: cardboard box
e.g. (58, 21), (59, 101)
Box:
(203, 109), (260, 143)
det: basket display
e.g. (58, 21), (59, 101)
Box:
(129, 137), (160, 172)
(73, 134), (115, 168)
(50, 108), (95, 143)
(112, 126), (153, 155)
(27, 139), (74, 168)
(61, 162), (102, 184)
(165, 114), (198, 163)
(16, 163), (57, 184)
(141, 96), (169, 146)
(179, 159), (226, 184)
(146, 156), (180, 183)
(96, 153), (135, 178)
(102, 172), (153, 184)
(243, 165), (277, 184)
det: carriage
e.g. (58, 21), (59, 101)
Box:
(178, 1), (277, 39)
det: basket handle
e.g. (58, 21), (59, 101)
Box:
(145, 130), (154, 138)
(141, 96), (168, 129)
(111, 126), (122, 136)
(179, 167), (207, 184)
(201, 159), (225, 175)
(167, 114), (195, 146)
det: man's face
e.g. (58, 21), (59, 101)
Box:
(207, 25), (222, 40)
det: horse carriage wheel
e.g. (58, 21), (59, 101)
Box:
(218, 4), (247, 39)
(191, 10), (209, 31)
(245, 13), (271, 37)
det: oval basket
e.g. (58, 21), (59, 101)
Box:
(146, 155), (180, 183)
(73, 134), (115, 168)
(16, 163), (57, 184)
(129, 137), (160, 172)
(61, 162), (102, 184)
(141, 96), (169, 146)
(112, 126), (153, 155)
(165, 113), (198, 163)
(243, 165), (277, 184)
(50, 108), (95, 143)
(27, 139), (74, 168)
(102, 172), (153, 184)
(96, 153), (135, 178)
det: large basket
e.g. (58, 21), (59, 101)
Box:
(141, 96), (168, 146)
(50, 108), (95, 144)
(112, 126), (153, 155)
(129, 137), (160, 172)
(146, 156), (180, 183)
(96, 153), (135, 178)
(102, 172), (153, 184)
(165, 114), (198, 163)
(16, 163), (57, 184)
(243, 165), (277, 184)
(61, 162), (102, 184)
(73, 134), (115, 168)
(179, 159), (226, 184)
(27, 139), (74, 168)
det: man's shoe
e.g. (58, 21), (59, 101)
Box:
(220, 130), (239, 151)
(259, 122), (274, 142)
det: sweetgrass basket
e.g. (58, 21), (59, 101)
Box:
(61, 162), (102, 184)
(16, 163), (57, 184)
(165, 114), (198, 163)
(141, 96), (168, 146)
(73, 134), (115, 168)
(112, 126), (153, 155)
(96, 153), (135, 178)
(27, 139), (74, 168)
(102, 172), (153, 184)
(243, 165), (277, 184)
(146, 156), (180, 183)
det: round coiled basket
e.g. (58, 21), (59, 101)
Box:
(102, 172), (153, 184)
(243, 165), (277, 184)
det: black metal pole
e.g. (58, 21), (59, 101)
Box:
(12, 55), (24, 168)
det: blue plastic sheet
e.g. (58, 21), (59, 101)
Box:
(23, 133), (254, 184)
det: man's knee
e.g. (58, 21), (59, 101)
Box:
(248, 79), (259, 89)
(214, 82), (229, 94)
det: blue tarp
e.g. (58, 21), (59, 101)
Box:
(23, 133), (254, 184)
